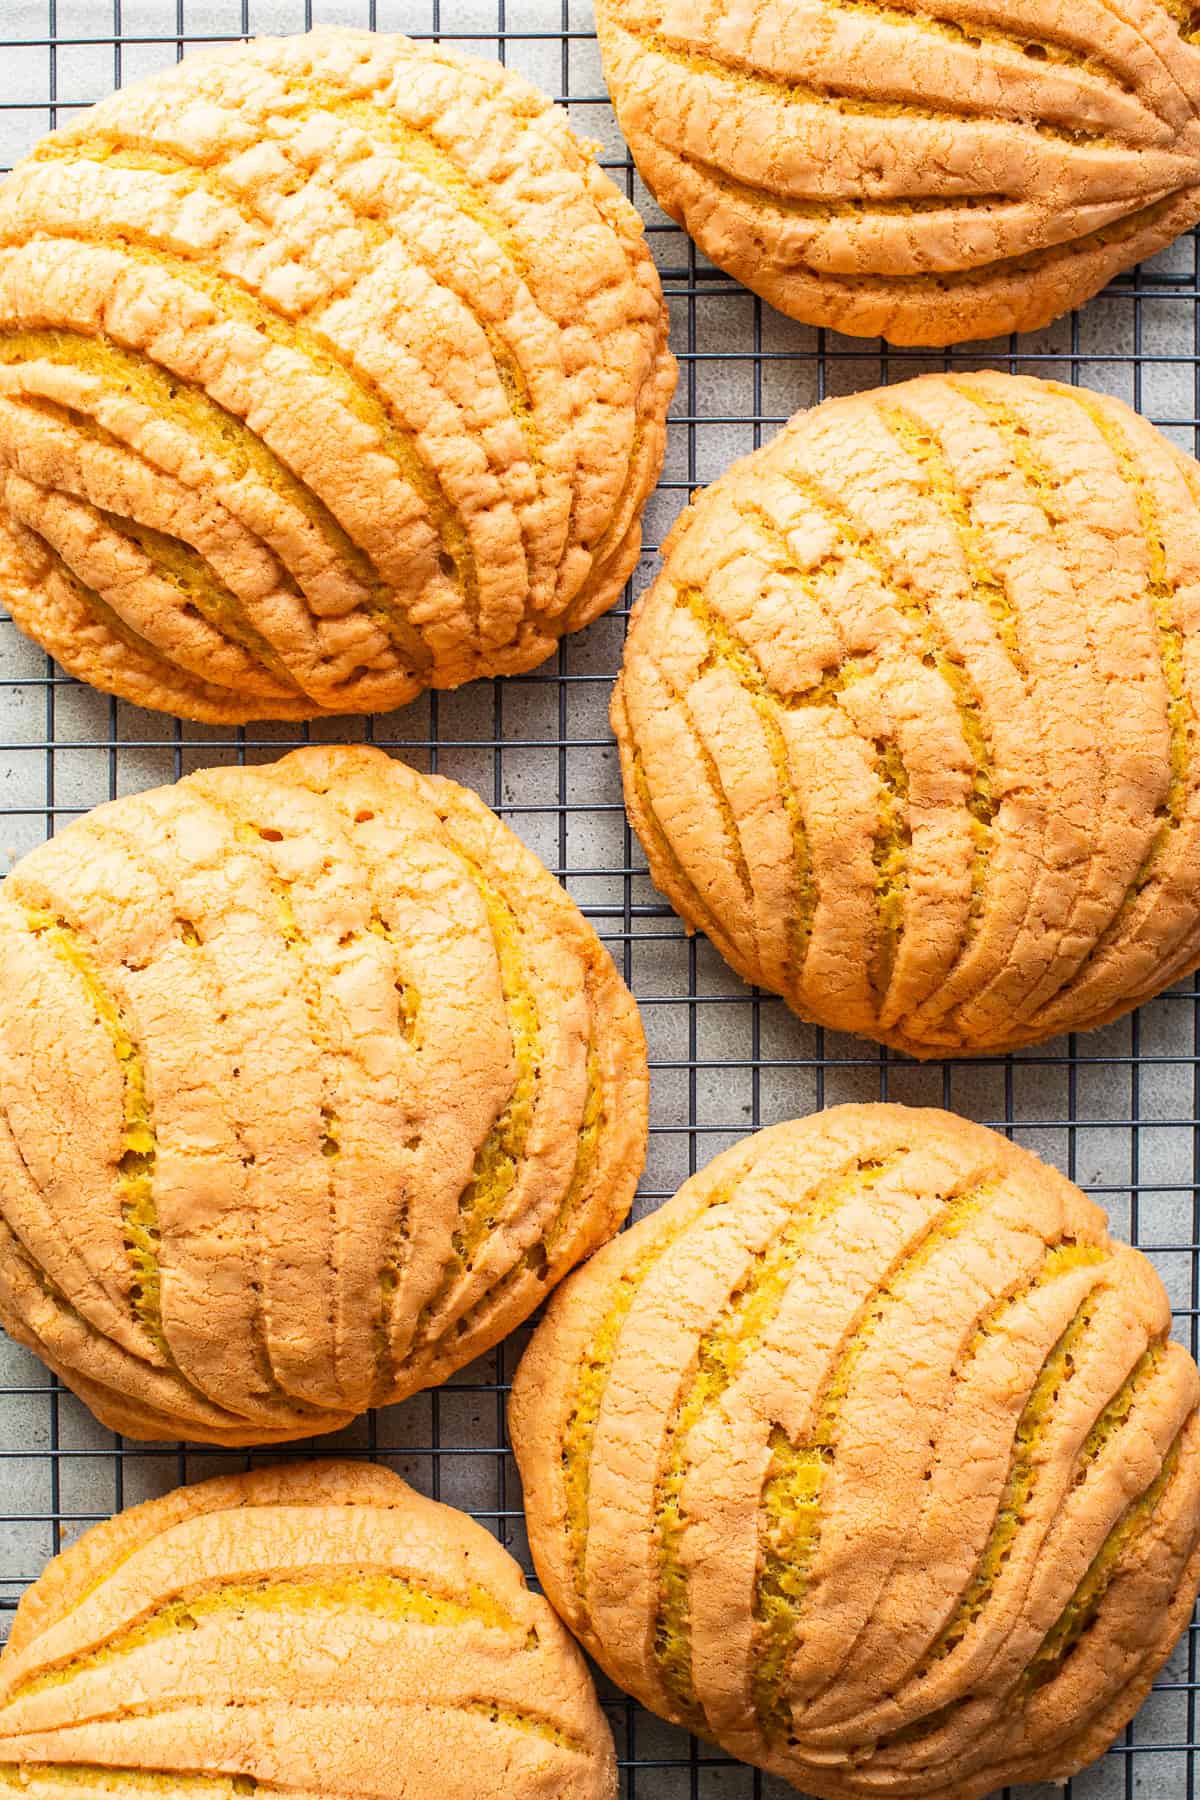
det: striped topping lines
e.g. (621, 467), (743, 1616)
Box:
(0, 1461), (618, 1800)
(0, 745), (647, 1444)
(614, 370), (1200, 1056)
(594, 0), (1200, 344)
(0, 26), (675, 721)
(510, 1103), (1200, 1800)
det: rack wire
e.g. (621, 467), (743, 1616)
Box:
(2, 1), (1200, 1794)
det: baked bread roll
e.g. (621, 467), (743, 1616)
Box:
(511, 1104), (1200, 1799)
(0, 26), (675, 721)
(594, 0), (1200, 345)
(0, 744), (646, 1443)
(614, 370), (1200, 1056)
(0, 1459), (617, 1799)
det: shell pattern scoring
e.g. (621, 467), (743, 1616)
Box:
(595, 0), (1200, 345)
(0, 745), (648, 1444)
(511, 1104), (1200, 1800)
(0, 26), (676, 721)
(0, 1460), (619, 1800)
(614, 370), (1200, 1056)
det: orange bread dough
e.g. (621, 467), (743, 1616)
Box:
(0, 1460), (617, 1799)
(595, 0), (1200, 345)
(0, 26), (675, 720)
(0, 745), (647, 1443)
(614, 370), (1200, 1056)
(512, 1103), (1200, 1799)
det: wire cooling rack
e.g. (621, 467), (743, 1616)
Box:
(3, 3), (1200, 1795)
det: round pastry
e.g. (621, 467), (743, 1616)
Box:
(0, 744), (646, 1444)
(614, 370), (1200, 1057)
(0, 1458), (617, 1799)
(0, 26), (675, 722)
(594, 0), (1200, 345)
(511, 1103), (1200, 1800)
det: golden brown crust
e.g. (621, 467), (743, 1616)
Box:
(0, 1459), (618, 1799)
(510, 1103), (1200, 1800)
(613, 369), (1200, 1056)
(0, 744), (647, 1444)
(595, 0), (1200, 345)
(0, 25), (676, 720)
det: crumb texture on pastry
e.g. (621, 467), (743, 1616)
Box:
(0, 25), (675, 721)
(594, 0), (1200, 344)
(613, 369), (1200, 1056)
(0, 1459), (618, 1799)
(510, 1103), (1200, 1800)
(0, 744), (647, 1444)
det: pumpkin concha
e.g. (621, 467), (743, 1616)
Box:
(0, 745), (647, 1444)
(511, 1103), (1200, 1800)
(0, 26), (676, 720)
(614, 370), (1200, 1057)
(595, 0), (1200, 345)
(0, 1460), (618, 1800)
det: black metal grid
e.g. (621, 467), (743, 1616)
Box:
(2, 3), (1200, 1795)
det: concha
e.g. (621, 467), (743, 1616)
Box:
(0, 26), (675, 719)
(511, 1103), (1200, 1799)
(0, 1460), (617, 1799)
(595, 0), (1200, 344)
(0, 745), (646, 1442)
(614, 371), (1200, 1056)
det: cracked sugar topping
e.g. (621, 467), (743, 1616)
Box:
(614, 370), (1200, 1057)
(0, 25), (675, 720)
(511, 1102), (1200, 1800)
(595, 0), (1200, 343)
